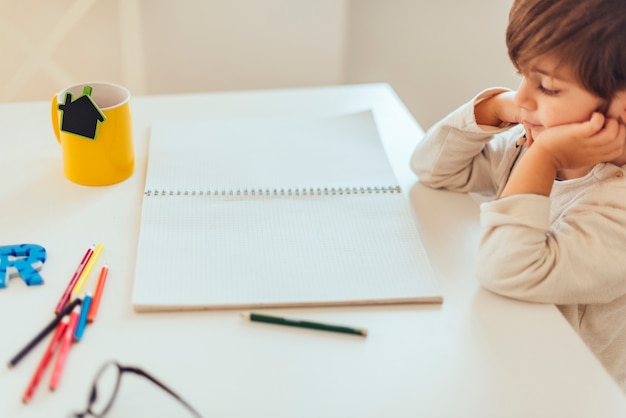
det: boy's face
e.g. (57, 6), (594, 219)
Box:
(514, 54), (615, 145)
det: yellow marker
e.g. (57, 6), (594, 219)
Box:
(71, 243), (103, 299)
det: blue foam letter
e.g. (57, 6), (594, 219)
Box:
(0, 244), (47, 288)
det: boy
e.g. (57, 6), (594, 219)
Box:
(411, 0), (626, 392)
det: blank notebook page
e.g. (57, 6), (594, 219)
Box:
(132, 111), (442, 311)
(143, 112), (398, 191)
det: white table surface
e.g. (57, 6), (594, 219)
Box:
(1, 83), (624, 417)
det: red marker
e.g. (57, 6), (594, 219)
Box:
(55, 246), (94, 314)
(49, 306), (81, 390)
(88, 265), (109, 323)
(22, 317), (68, 403)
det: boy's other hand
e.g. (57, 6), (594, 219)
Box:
(533, 113), (626, 170)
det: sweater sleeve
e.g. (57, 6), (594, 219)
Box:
(410, 88), (524, 196)
(477, 183), (626, 305)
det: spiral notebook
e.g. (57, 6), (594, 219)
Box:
(132, 111), (442, 311)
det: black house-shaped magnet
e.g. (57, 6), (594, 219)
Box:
(58, 92), (106, 140)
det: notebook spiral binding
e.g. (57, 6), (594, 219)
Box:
(144, 186), (402, 197)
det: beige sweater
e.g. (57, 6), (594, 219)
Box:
(411, 89), (626, 393)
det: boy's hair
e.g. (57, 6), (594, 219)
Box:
(506, 0), (626, 101)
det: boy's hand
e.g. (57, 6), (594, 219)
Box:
(474, 91), (521, 126)
(533, 113), (626, 170)
(501, 113), (625, 198)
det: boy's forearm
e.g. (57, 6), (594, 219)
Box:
(500, 145), (558, 197)
(412, 88), (519, 193)
(474, 96), (502, 127)
(474, 91), (520, 127)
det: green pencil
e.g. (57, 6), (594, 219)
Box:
(242, 312), (368, 337)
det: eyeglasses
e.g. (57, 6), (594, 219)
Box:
(72, 360), (205, 418)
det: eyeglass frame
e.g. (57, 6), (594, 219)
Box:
(72, 360), (204, 418)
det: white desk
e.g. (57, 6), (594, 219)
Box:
(1, 84), (624, 417)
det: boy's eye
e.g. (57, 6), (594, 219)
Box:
(525, 73), (560, 96)
(538, 84), (559, 96)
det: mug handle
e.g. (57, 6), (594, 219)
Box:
(51, 93), (61, 143)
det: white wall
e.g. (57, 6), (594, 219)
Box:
(0, 0), (518, 130)
(140, 1), (348, 95)
(346, 0), (518, 128)
(0, 0), (348, 99)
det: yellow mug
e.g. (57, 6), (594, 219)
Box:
(51, 82), (134, 186)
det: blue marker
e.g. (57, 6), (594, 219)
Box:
(74, 294), (92, 341)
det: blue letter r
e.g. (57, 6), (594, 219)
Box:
(0, 244), (47, 288)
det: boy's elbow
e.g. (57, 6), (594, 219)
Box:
(410, 148), (436, 185)
(411, 166), (439, 188)
(410, 151), (466, 190)
(475, 248), (555, 302)
(475, 262), (530, 299)
(475, 263), (507, 294)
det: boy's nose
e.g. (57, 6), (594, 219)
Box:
(514, 78), (535, 110)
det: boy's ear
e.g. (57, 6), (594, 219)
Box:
(607, 90), (626, 122)
(614, 90), (626, 122)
